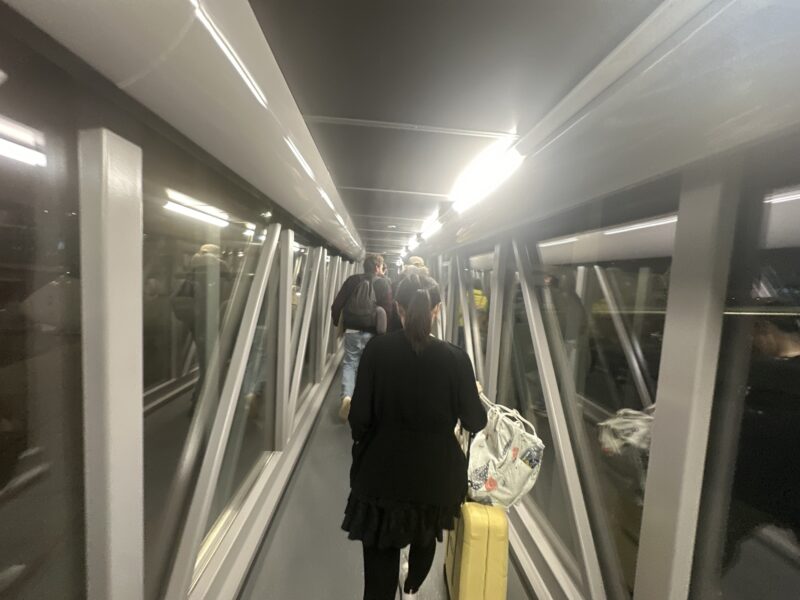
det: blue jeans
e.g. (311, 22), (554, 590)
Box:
(342, 331), (374, 399)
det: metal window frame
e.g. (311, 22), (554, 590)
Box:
(288, 247), (323, 426)
(455, 255), (481, 379)
(79, 128), (144, 600)
(275, 229), (294, 450)
(484, 242), (508, 400)
(188, 345), (344, 599)
(511, 502), (586, 600)
(634, 165), (740, 600)
(539, 284), (628, 600)
(314, 252), (333, 380)
(513, 239), (607, 600)
(164, 223), (281, 600)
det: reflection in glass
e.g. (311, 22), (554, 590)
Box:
(533, 252), (671, 591)
(703, 189), (800, 598)
(204, 248), (280, 541)
(143, 190), (260, 576)
(497, 279), (582, 566)
(0, 96), (84, 595)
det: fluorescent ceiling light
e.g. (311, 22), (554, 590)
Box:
(450, 137), (524, 214)
(261, 211), (272, 218)
(0, 137), (47, 167)
(193, 3), (267, 109)
(285, 136), (314, 180)
(245, 222), (256, 230)
(243, 229), (254, 237)
(408, 236), (420, 251)
(539, 236), (578, 248)
(420, 211), (442, 240)
(165, 201), (229, 227)
(603, 215), (677, 236)
(292, 242), (302, 252)
(0, 115), (45, 148)
(765, 189), (800, 204)
(400, 249), (408, 258)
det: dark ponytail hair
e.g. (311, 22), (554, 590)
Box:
(395, 274), (442, 354)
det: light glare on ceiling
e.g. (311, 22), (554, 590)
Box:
(420, 211), (442, 240)
(285, 136), (315, 180)
(193, 3), (268, 109)
(450, 137), (524, 214)
(319, 187), (335, 210)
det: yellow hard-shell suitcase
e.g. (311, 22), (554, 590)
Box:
(445, 502), (508, 600)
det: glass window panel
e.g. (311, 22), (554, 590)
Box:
(0, 35), (85, 597)
(142, 188), (262, 574)
(203, 246), (280, 542)
(696, 185), (800, 598)
(533, 248), (672, 592)
(497, 278), (583, 567)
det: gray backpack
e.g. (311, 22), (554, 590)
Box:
(343, 277), (377, 330)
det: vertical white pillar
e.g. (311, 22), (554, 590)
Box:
(79, 129), (143, 600)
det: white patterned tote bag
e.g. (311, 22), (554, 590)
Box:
(467, 404), (545, 508)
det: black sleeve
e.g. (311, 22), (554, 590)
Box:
(348, 338), (376, 441)
(456, 351), (487, 433)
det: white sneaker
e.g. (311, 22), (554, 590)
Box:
(339, 396), (351, 421)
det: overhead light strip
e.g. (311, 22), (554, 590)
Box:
(603, 215), (677, 236)
(539, 236), (578, 248)
(765, 189), (800, 204)
(192, 1), (268, 109)
(165, 201), (229, 227)
(0, 137), (47, 167)
(450, 137), (525, 214)
(0, 115), (46, 148)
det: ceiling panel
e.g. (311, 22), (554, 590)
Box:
(251, 0), (662, 256)
(340, 187), (442, 220)
(251, 0), (662, 133)
(307, 121), (492, 195)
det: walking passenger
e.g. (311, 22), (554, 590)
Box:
(331, 254), (392, 421)
(342, 274), (487, 600)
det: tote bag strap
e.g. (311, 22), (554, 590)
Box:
(485, 399), (539, 438)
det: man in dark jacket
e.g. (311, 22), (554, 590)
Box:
(331, 254), (392, 420)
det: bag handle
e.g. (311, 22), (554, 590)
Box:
(480, 391), (538, 436)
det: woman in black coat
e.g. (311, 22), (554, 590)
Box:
(342, 274), (487, 600)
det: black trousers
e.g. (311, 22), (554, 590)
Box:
(362, 540), (437, 600)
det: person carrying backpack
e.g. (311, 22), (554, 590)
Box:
(331, 254), (392, 421)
